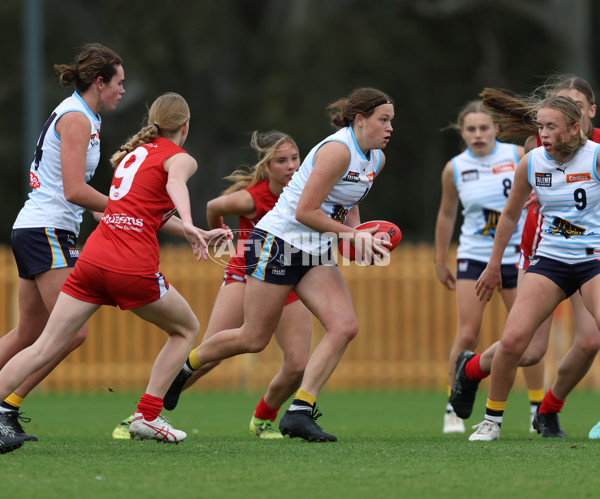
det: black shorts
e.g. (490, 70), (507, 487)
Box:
(11, 228), (79, 280)
(245, 228), (335, 285)
(456, 258), (518, 289)
(526, 256), (600, 297)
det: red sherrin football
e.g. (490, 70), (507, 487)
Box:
(338, 220), (402, 261)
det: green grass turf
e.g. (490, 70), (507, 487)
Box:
(2, 390), (600, 498)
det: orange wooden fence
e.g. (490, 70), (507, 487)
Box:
(0, 243), (594, 392)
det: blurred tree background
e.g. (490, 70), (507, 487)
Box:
(0, 0), (597, 244)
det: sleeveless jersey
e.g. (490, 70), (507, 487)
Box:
(528, 139), (600, 263)
(227, 179), (278, 271)
(79, 137), (185, 274)
(258, 126), (382, 255)
(13, 92), (102, 235)
(452, 141), (523, 264)
(520, 128), (600, 263)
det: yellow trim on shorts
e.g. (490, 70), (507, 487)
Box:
(45, 227), (68, 268)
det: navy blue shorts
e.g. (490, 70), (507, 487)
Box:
(11, 228), (79, 280)
(526, 256), (600, 297)
(245, 228), (335, 285)
(456, 258), (518, 289)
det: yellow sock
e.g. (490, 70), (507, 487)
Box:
(528, 388), (544, 404)
(295, 389), (316, 407)
(4, 393), (23, 409)
(486, 398), (507, 412)
(447, 385), (452, 397)
(188, 348), (202, 371)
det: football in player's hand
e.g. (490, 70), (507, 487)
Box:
(338, 220), (402, 261)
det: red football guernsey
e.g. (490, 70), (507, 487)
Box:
(227, 179), (277, 270)
(80, 137), (185, 274)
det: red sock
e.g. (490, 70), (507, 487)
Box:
(136, 393), (163, 422)
(254, 395), (279, 421)
(539, 388), (565, 414)
(464, 353), (490, 381)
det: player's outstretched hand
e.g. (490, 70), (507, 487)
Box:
(182, 223), (232, 261)
(206, 226), (233, 250)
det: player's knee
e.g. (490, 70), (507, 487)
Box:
(519, 339), (548, 365)
(499, 333), (528, 359)
(69, 324), (89, 350)
(292, 356), (309, 376)
(244, 332), (271, 353)
(519, 348), (545, 366)
(575, 334), (600, 358)
(181, 316), (201, 343)
(282, 360), (306, 383)
(336, 318), (359, 343)
(191, 316), (201, 335)
(347, 325), (359, 342)
(456, 330), (479, 350)
(245, 340), (269, 353)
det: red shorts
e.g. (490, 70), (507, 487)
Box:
(61, 260), (169, 310)
(222, 266), (299, 306)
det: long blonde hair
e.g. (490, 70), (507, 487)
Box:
(479, 88), (536, 140)
(222, 131), (297, 195)
(110, 92), (190, 168)
(481, 74), (597, 140)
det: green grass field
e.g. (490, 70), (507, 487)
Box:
(2, 389), (600, 498)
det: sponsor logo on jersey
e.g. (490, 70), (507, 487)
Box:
(102, 212), (144, 231)
(535, 173), (552, 187)
(330, 204), (349, 224)
(549, 216), (585, 238)
(461, 170), (479, 182)
(458, 259), (468, 272)
(492, 163), (515, 174)
(566, 173), (591, 183)
(30, 171), (41, 189)
(342, 171), (360, 183)
(480, 208), (502, 237)
(68, 247), (79, 258)
(366, 172), (375, 182)
(90, 131), (100, 148)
